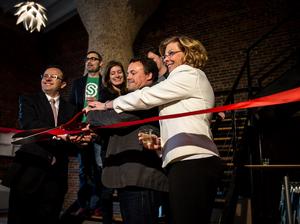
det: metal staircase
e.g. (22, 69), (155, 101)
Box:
(209, 12), (299, 223)
(210, 111), (247, 224)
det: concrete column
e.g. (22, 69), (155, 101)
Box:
(76, 0), (160, 66)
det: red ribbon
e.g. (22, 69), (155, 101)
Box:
(54, 86), (300, 135)
(2, 86), (300, 136)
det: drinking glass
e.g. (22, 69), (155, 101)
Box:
(138, 128), (153, 146)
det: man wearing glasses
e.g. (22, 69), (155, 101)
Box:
(69, 51), (105, 218)
(6, 65), (76, 224)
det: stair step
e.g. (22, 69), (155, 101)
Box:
(218, 148), (234, 153)
(218, 145), (234, 149)
(214, 136), (242, 141)
(215, 198), (226, 203)
(217, 126), (244, 131)
(221, 156), (233, 162)
(223, 170), (234, 175)
(211, 117), (247, 123)
(90, 214), (123, 222)
(221, 162), (235, 167)
(211, 111), (244, 215)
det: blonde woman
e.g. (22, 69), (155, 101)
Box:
(87, 36), (221, 224)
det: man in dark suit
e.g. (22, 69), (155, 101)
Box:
(7, 65), (76, 224)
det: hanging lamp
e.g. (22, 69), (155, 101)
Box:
(14, 1), (47, 32)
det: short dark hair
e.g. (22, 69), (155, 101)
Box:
(87, 50), (103, 61)
(129, 57), (159, 82)
(44, 64), (66, 81)
(145, 47), (160, 56)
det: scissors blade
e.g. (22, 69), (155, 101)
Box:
(12, 135), (52, 145)
(12, 128), (48, 138)
(11, 127), (57, 145)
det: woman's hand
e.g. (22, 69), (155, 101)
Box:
(83, 101), (106, 113)
(83, 100), (113, 113)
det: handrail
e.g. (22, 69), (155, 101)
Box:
(223, 59), (248, 105)
(214, 15), (296, 157)
(211, 14), (297, 224)
(244, 164), (300, 169)
(246, 17), (290, 54)
(224, 15), (294, 105)
(257, 51), (297, 88)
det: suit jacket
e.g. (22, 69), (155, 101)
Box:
(69, 75), (104, 112)
(4, 92), (76, 193)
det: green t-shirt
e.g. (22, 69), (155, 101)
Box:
(82, 76), (100, 122)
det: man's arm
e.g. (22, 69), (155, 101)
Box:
(87, 109), (142, 126)
(19, 95), (50, 129)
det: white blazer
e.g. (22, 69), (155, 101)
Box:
(114, 64), (219, 167)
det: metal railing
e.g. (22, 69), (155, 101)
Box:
(213, 13), (298, 224)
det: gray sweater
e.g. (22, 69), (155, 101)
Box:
(87, 108), (168, 192)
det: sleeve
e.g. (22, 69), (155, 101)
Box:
(18, 95), (50, 129)
(87, 109), (142, 126)
(69, 80), (76, 106)
(113, 65), (199, 113)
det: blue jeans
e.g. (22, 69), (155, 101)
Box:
(118, 187), (162, 224)
(77, 143), (102, 209)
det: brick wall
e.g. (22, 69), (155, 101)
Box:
(1, 0), (298, 125)
(133, 0), (299, 104)
(0, 0), (298, 211)
(63, 156), (80, 209)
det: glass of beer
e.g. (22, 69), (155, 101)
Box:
(138, 128), (153, 146)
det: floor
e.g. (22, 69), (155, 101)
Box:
(0, 214), (7, 224)
(0, 214), (105, 224)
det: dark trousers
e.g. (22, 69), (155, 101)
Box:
(167, 156), (222, 224)
(101, 187), (114, 224)
(78, 145), (114, 224)
(77, 146), (102, 209)
(118, 187), (162, 224)
(8, 176), (65, 224)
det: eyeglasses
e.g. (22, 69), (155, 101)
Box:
(161, 50), (182, 61)
(84, 57), (100, 62)
(41, 74), (63, 80)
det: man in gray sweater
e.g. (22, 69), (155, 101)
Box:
(87, 57), (168, 224)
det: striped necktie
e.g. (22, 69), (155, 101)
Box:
(50, 98), (58, 127)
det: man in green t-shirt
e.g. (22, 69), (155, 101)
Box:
(69, 51), (106, 218)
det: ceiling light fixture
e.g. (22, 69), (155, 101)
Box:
(14, 1), (47, 32)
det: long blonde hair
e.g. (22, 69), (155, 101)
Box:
(159, 36), (208, 69)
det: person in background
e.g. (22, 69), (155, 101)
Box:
(90, 36), (222, 224)
(146, 47), (168, 82)
(69, 50), (104, 217)
(86, 57), (168, 224)
(97, 60), (127, 224)
(146, 46), (171, 221)
(100, 60), (127, 101)
(6, 65), (76, 224)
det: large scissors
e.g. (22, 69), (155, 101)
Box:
(11, 111), (86, 145)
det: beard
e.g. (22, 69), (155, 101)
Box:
(87, 67), (100, 73)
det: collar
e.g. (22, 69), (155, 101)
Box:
(45, 93), (60, 102)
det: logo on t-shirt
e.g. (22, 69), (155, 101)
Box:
(85, 83), (98, 97)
